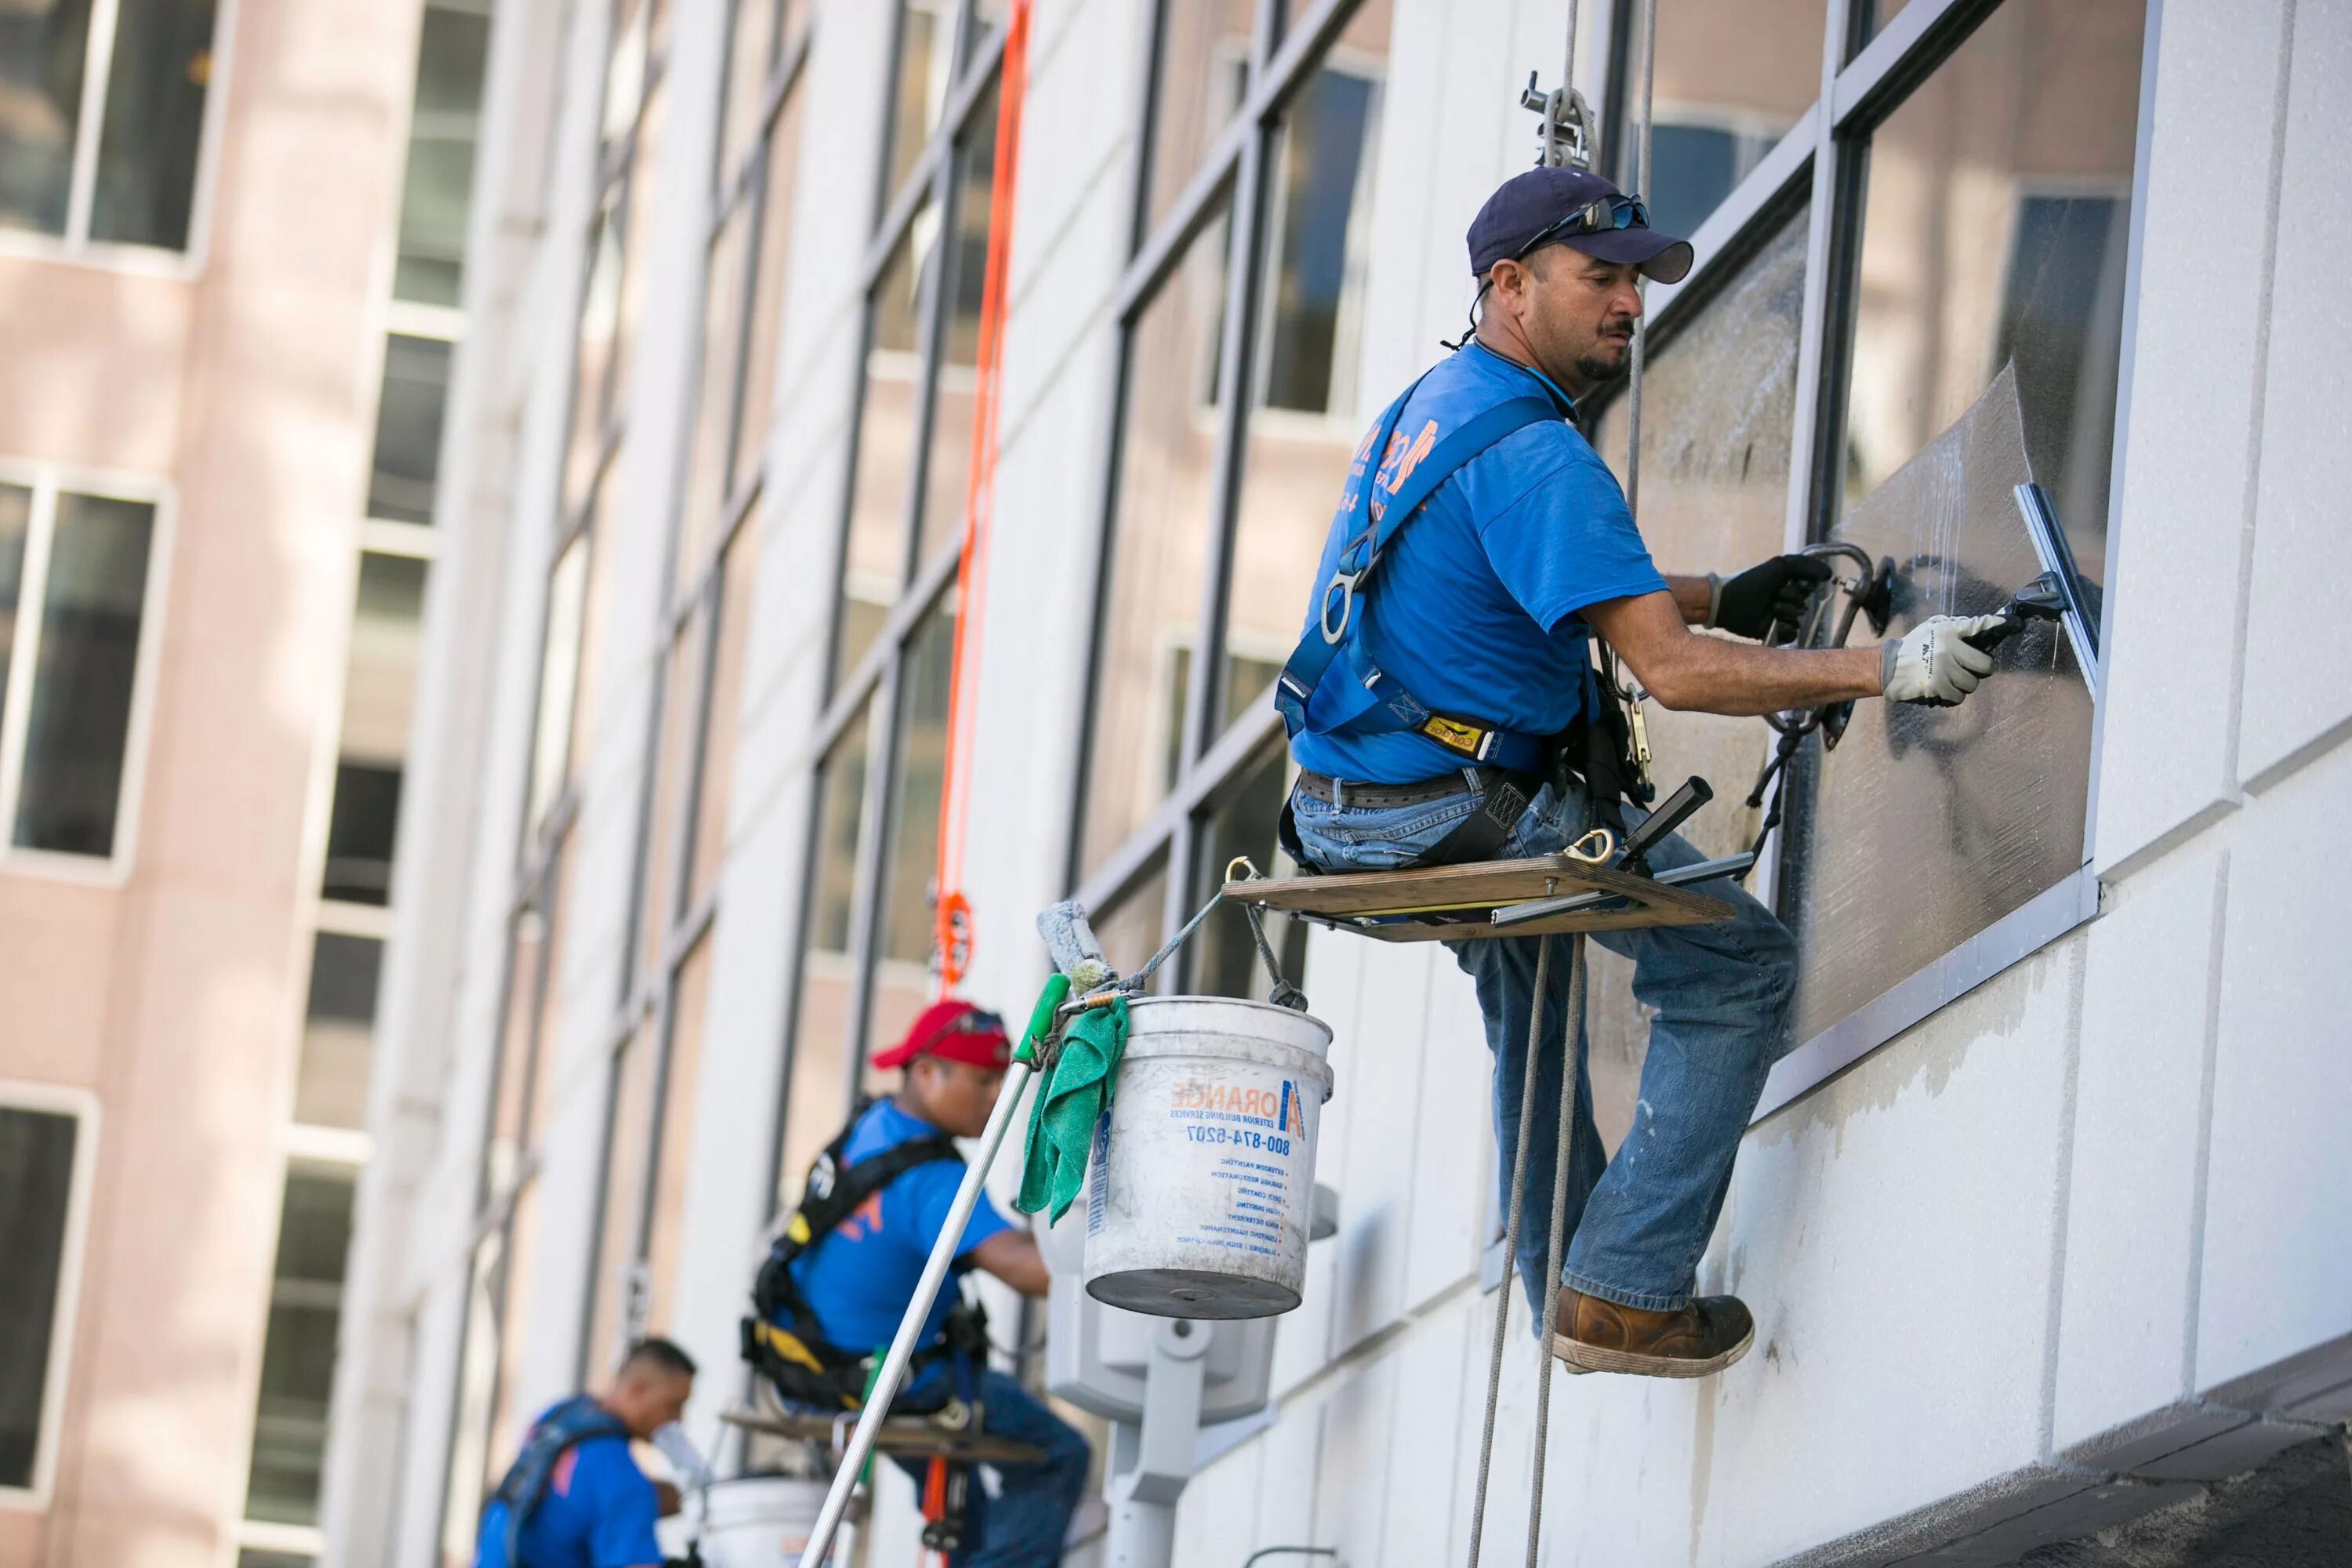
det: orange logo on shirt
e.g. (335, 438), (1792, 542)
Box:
(836, 1192), (884, 1243)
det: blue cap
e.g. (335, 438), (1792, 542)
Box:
(1466, 167), (1694, 284)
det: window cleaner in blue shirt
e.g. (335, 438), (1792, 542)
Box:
(1280, 166), (2007, 1381)
(753, 1001), (1090, 1567)
(474, 1338), (695, 1568)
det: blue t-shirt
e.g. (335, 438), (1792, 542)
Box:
(787, 1101), (1014, 1362)
(475, 1412), (660, 1568)
(1290, 341), (1668, 783)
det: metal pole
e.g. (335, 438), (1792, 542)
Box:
(799, 1054), (1038, 1564)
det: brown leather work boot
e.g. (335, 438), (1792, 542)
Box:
(1551, 1287), (1755, 1378)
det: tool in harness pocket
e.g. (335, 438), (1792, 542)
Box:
(1616, 775), (1711, 879)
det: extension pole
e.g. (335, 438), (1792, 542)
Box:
(799, 1054), (1038, 1565)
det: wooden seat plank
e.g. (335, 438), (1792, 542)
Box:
(720, 1406), (1046, 1465)
(1223, 853), (1731, 943)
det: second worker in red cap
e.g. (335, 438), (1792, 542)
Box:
(747, 999), (1090, 1566)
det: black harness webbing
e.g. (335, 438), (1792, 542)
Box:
(481, 1394), (629, 1568)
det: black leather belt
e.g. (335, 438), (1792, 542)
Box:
(1293, 769), (1488, 809)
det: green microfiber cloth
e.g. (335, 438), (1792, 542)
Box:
(1016, 994), (1129, 1225)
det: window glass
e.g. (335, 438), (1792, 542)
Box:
(835, 208), (940, 681)
(1858, 0), (1914, 47)
(1588, 202), (1809, 862)
(614, 88), (668, 416)
(1838, 0), (2144, 585)
(735, 84), (806, 501)
(0, 484), (29, 718)
(341, 554), (427, 774)
(14, 492), (155, 858)
(915, 85), (999, 568)
(1145, 0), (1254, 235)
(296, 932), (382, 1130)
(1092, 853), (1169, 989)
(394, 5), (492, 306)
(1636, 0), (1822, 241)
(484, 898), (550, 1197)
(718, 0), (793, 183)
(1078, 207), (1232, 877)
(1190, 747), (1304, 1002)
(242, 1168), (354, 1526)
(683, 202), (753, 575)
(602, 0), (652, 147)
(477, 1183), (543, 1495)
(775, 708), (870, 1211)
(87, 0), (217, 249)
(1221, 34), (1386, 729)
(642, 939), (711, 1334)
(583, 1020), (657, 1377)
(566, 195), (625, 510)
(688, 525), (760, 908)
(0, 0), (92, 235)
(437, 1229), (503, 1568)
(322, 762), (401, 905)
(885, 0), (957, 200)
(524, 532), (590, 840)
(0, 1104), (78, 1491)
(371, 336), (454, 524)
(639, 603), (702, 975)
(862, 597), (955, 1088)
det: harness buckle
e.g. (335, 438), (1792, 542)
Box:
(1319, 571), (1360, 644)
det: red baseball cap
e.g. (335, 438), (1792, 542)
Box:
(870, 1000), (1012, 1072)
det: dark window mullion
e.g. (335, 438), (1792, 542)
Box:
(837, 660), (904, 1122)
(892, 161), (961, 593)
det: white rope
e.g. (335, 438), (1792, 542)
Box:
(1624, 0), (1658, 517)
(1523, 934), (1588, 1565)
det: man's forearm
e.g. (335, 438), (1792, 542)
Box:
(1663, 574), (1711, 626)
(1645, 637), (1883, 716)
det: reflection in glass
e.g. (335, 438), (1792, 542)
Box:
(477, 1182), (542, 1501)
(437, 1230), (501, 1568)
(566, 194), (626, 508)
(1092, 855), (1169, 991)
(242, 1169), (354, 1526)
(916, 87), (999, 567)
(640, 599), (708, 975)
(1145, 0), (1254, 235)
(394, 5), (491, 305)
(864, 597), (956, 1089)
(584, 1020), (658, 1377)
(483, 898), (547, 1197)
(321, 761), (401, 904)
(524, 534), (590, 839)
(297, 932), (382, 1130)
(644, 939), (712, 1334)
(0, 1106), (76, 1495)
(1223, 35), (1387, 728)
(1838, 0), (2144, 584)
(775, 708), (870, 1212)
(736, 85), (807, 501)
(343, 554), (427, 771)
(720, 0), (800, 183)
(1191, 748), (1305, 1002)
(0, 485), (31, 729)
(1079, 209), (1231, 877)
(1859, 0), (1914, 48)
(370, 335), (454, 524)
(835, 209), (939, 680)
(690, 525), (761, 909)
(1588, 202), (1809, 862)
(13, 492), (155, 857)
(89, 0), (218, 249)
(682, 202), (751, 575)
(0, 0), (92, 236)
(1634, 0), (1821, 241)
(614, 88), (668, 426)
(885, 0), (957, 200)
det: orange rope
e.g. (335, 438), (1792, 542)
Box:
(932, 0), (1030, 992)
(919, 1454), (951, 1567)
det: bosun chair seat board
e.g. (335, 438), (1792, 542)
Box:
(1225, 852), (1733, 942)
(720, 1405), (1047, 1465)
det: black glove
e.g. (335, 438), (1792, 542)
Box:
(1709, 554), (1834, 641)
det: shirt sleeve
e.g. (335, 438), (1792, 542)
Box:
(1473, 431), (1668, 633)
(902, 1161), (1017, 1263)
(583, 1446), (664, 1568)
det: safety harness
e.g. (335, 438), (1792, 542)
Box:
(477, 1394), (630, 1568)
(1272, 356), (1649, 868)
(742, 1120), (987, 1414)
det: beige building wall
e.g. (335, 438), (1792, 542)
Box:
(0, 0), (432, 1562)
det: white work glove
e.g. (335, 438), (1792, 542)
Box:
(1880, 614), (2004, 706)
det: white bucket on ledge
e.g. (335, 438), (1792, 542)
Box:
(1082, 996), (1335, 1319)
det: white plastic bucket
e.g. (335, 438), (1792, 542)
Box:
(1083, 996), (1335, 1319)
(693, 1475), (826, 1567)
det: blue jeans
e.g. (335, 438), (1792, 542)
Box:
(1290, 775), (1797, 1315)
(893, 1369), (1090, 1567)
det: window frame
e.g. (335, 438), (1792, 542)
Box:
(0, 0), (241, 272)
(1070, 0), (2158, 1106)
(763, 0), (1010, 1220)
(0, 1080), (101, 1514)
(0, 459), (175, 884)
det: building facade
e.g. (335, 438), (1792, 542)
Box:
(0, 0), (488, 1564)
(335, 0), (2352, 1563)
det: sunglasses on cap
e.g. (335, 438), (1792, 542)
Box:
(1515, 193), (1651, 260)
(942, 1009), (1006, 1036)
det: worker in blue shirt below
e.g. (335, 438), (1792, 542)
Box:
(758, 1000), (1089, 1566)
(1280, 166), (2005, 1380)
(474, 1338), (695, 1568)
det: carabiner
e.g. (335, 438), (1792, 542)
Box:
(1319, 572), (1359, 644)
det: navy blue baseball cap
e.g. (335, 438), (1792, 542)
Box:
(1466, 167), (1693, 284)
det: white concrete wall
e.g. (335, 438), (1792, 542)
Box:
(345, 0), (2352, 1564)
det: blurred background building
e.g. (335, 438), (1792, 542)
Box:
(7, 0), (2348, 1565)
(0, 0), (487, 1563)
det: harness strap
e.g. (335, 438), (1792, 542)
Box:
(485, 1394), (629, 1567)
